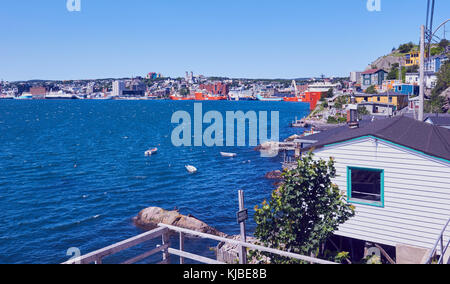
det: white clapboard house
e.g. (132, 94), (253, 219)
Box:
(302, 116), (450, 263)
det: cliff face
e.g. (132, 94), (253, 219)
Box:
(366, 53), (404, 71)
(440, 87), (450, 112)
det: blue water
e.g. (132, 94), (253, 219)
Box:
(0, 100), (309, 264)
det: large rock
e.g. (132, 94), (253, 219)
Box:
(265, 170), (283, 180)
(134, 207), (227, 238)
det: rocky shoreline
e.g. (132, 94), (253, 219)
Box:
(134, 206), (268, 264)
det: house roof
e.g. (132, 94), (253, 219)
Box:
(362, 69), (387, 75)
(304, 116), (450, 162)
(425, 114), (450, 126)
(354, 91), (408, 97)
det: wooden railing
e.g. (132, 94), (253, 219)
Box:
(426, 218), (450, 264)
(62, 227), (170, 264)
(63, 224), (337, 265)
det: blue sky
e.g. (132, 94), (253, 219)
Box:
(0, 0), (449, 81)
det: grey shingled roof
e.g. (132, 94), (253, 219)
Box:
(425, 114), (450, 126)
(305, 116), (450, 162)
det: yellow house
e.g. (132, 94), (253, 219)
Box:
(354, 91), (409, 110)
(405, 51), (420, 66)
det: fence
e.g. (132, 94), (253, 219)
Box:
(63, 224), (337, 265)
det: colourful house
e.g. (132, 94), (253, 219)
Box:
(361, 69), (388, 90)
(394, 84), (420, 96)
(380, 80), (402, 92)
(354, 91), (409, 110)
(405, 51), (421, 66)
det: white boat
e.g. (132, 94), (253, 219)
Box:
(185, 165), (198, 173)
(145, 148), (158, 157)
(220, 152), (237, 158)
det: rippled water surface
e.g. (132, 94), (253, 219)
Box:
(0, 100), (309, 264)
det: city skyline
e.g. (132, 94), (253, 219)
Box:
(1, 0), (449, 81)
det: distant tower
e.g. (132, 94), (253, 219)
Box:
(112, 80), (125, 97)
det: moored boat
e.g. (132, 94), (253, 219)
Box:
(220, 152), (237, 158)
(185, 165), (198, 173)
(145, 148), (158, 156)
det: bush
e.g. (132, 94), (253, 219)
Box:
(398, 42), (415, 53)
(365, 85), (378, 94)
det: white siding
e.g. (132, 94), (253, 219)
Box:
(313, 137), (450, 250)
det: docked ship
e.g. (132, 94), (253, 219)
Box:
(194, 92), (227, 101)
(256, 94), (283, 102)
(46, 91), (79, 100)
(15, 93), (33, 100)
(169, 95), (195, 101)
(283, 96), (301, 102)
(228, 89), (255, 101)
(0, 94), (15, 100)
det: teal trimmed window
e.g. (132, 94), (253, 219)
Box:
(347, 167), (384, 207)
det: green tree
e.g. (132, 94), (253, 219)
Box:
(365, 85), (378, 94)
(387, 64), (399, 80)
(439, 39), (449, 50)
(398, 42), (415, 53)
(253, 153), (355, 264)
(426, 61), (450, 113)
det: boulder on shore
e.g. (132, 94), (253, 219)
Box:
(134, 207), (227, 238)
(265, 170), (283, 180)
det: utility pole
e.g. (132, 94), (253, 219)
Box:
(419, 25), (425, 122)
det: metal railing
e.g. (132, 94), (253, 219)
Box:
(63, 224), (337, 265)
(426, 218), (450, 264)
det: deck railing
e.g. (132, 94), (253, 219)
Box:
(426, 218), (450, 264)
(63, 224), (337, 265)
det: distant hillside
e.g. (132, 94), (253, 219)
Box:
(367, 42), (448, 72)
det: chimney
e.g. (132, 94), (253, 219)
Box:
(347, 104), (359, 129)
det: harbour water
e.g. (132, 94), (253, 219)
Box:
(0, 100), (309, 264)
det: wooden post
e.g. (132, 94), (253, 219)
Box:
(238, 190), (248, 264)
(179, 232), (185, 264)
(162, 231), (170, 264)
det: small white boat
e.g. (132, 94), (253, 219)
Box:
(145, 148), (158, 157)
(220, 152), (237, 158)
(185, 165), (198, 174)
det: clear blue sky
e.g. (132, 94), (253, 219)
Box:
(0, 0), (449, 81)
